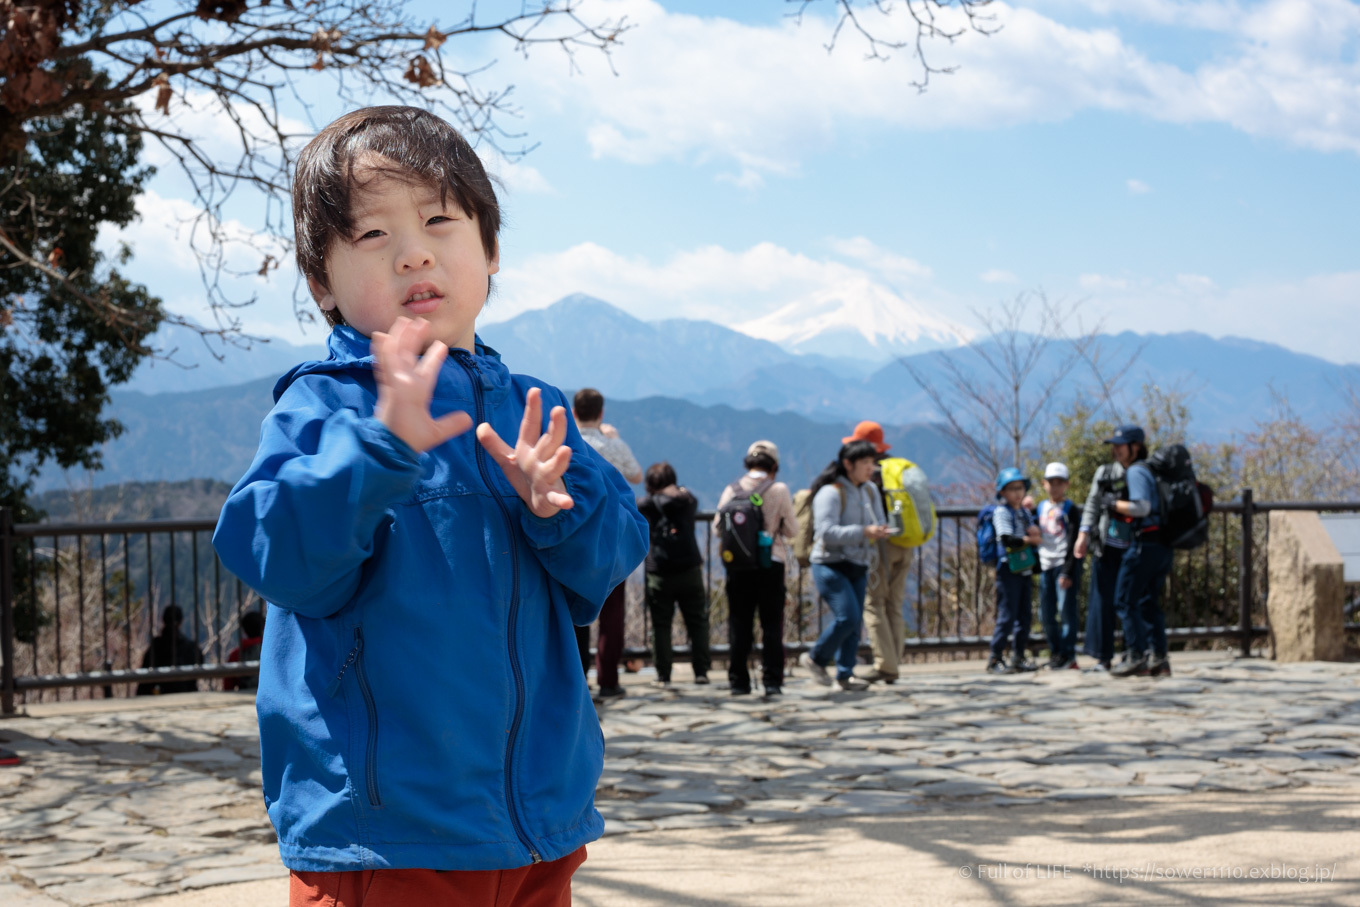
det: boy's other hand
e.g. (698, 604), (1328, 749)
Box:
(599, 423), (619, 439)
(1074, 533), (1089, 559)
(373, 317), (473, 453)
(477, 387), (575, 519)
(864, 525), (893, 541)
(1025, 525), (1042, 544)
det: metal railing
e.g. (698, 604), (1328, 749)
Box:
(4, 490), (1359, 714)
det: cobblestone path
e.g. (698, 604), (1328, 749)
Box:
(2, 658), (1359, 904)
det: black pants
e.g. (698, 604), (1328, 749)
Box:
(646, 567), (711, 682)
(725, 563), (786, 691)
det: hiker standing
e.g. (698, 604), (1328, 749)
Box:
(1102, 425), (1174, 678)
(1075, 454), (1130, 673)
(798, 439), (891, 693)
(713, 441), (797, 697)
(637, 462), (711, 687)
(573, 388), (644, 700)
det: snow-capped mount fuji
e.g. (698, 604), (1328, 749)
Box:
(733, 278), (972, 361)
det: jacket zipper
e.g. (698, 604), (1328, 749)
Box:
(459, 353), (541, 864)
(328, 628), (382, 806)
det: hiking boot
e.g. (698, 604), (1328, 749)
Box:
(594, 685), (627, 701)
(693, 674), (711, 685)
(763, 686), (782, 698)
(836, 676), (870, 692)
(987, 658), (1016, 675)
(1111, 656), (1149, 678)
(1082, 660), (1111, 674)
(1011, 657), (1039, 673)
(859, 668), (898, 685)
(799, 652), (832, 687)
(1149, 655), (1172, 677)
(650, 678), (672, 689)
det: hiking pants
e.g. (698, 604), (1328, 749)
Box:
(576, 582), (627, 689)
(863, 544), (914, 677)
(1114, 538), (1172, 660)
(990, 564), (1032, 662)
(726, 563), (786, 691)
(1083, 545), (1125, 663)
(646, 566), (711, 682)
(1039, 562), (1083, 663)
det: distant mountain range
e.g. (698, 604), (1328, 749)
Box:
(34, 379), (961, 505)
(124, 295), (1360, 441)
(77, 293), (1358, 502)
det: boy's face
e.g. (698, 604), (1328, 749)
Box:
(309, 165), (498, 351)
(1044, 477), (1068, 501)
(1001, 481), (1026, 506)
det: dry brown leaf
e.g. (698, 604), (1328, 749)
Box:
(423, 26), (445, 51)
(257, 255), (276, 277)
(0, 308), (12, 329)
(309, 52), (324, 71)
(403, 56), (438, 89)
(153, 73), (172, 115)
(46, 247), (64, 268)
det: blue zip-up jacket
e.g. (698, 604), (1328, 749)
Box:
(212, 326), (648, 873)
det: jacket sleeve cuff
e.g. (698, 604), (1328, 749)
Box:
(518, 472), (585, 548)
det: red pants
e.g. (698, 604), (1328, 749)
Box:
(289, 846), (585, 907)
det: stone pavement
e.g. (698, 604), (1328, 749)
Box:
(1, 656), (1359, 905)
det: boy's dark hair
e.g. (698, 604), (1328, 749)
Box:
(1132, 441), (1149, 462)
(573, 388), (604, 423)
(240, 610), (265, 639)
(743, 451), (778, 474)
(293, 106), (501, 328)
(645, 462), (677, 494)
(161, 604), (184, 629)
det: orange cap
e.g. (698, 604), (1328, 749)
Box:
(842, 420), (890, 454)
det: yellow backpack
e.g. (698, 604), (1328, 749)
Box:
(879, 457), (936, 549)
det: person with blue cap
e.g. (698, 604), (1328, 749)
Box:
(988, 467), (1041, 674)
(1096, 425), (1173, 678)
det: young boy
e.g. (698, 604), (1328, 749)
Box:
(1036, 463), (1082, 670)
(988, 468), (1041, 675)
(212, 106), (648, 905)
(222, 609), (264, 692)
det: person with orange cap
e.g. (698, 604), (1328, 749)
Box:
(842, 422), (911, 684)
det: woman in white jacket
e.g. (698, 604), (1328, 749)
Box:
(797, 439), (892, 692)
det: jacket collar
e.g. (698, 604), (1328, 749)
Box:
(275, 325), (510, 403)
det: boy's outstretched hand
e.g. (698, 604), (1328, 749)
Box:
(373, 317), (473, 453)
(477, 387), (575, 519)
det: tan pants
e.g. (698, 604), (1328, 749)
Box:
(862, 544), (915, 677)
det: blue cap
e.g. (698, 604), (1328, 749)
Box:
(1104, 424), (1145, 446)
(994, 467), (1032, 497)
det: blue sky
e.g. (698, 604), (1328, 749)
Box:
(110, 0), (1360, 363)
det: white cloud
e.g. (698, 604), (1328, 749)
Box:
(980, 268), (1021, 284)
(1079, 273), (1129, 289)
(509, 0), (1360, 183)
(828, 236), (933, 281)
(488, 239), (967, 337)
(1127, 178), (1151, 194)
(1064, 268), (1360, 364)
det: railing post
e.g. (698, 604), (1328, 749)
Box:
(1, 507), (16, 716)
(1238, 488), (1254, 657)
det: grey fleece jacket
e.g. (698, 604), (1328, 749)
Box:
(810, 477), (886, 567)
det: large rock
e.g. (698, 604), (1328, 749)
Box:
(1267, 511), (1345, 662)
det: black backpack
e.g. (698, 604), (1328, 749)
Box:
(1145, 444), (1214, 550)
(718, 478), (773, 571)
(648, 494), (693, 565)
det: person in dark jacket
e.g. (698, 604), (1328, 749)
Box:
(135, 605), (204, 695)
(636, 462), (710, 687)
